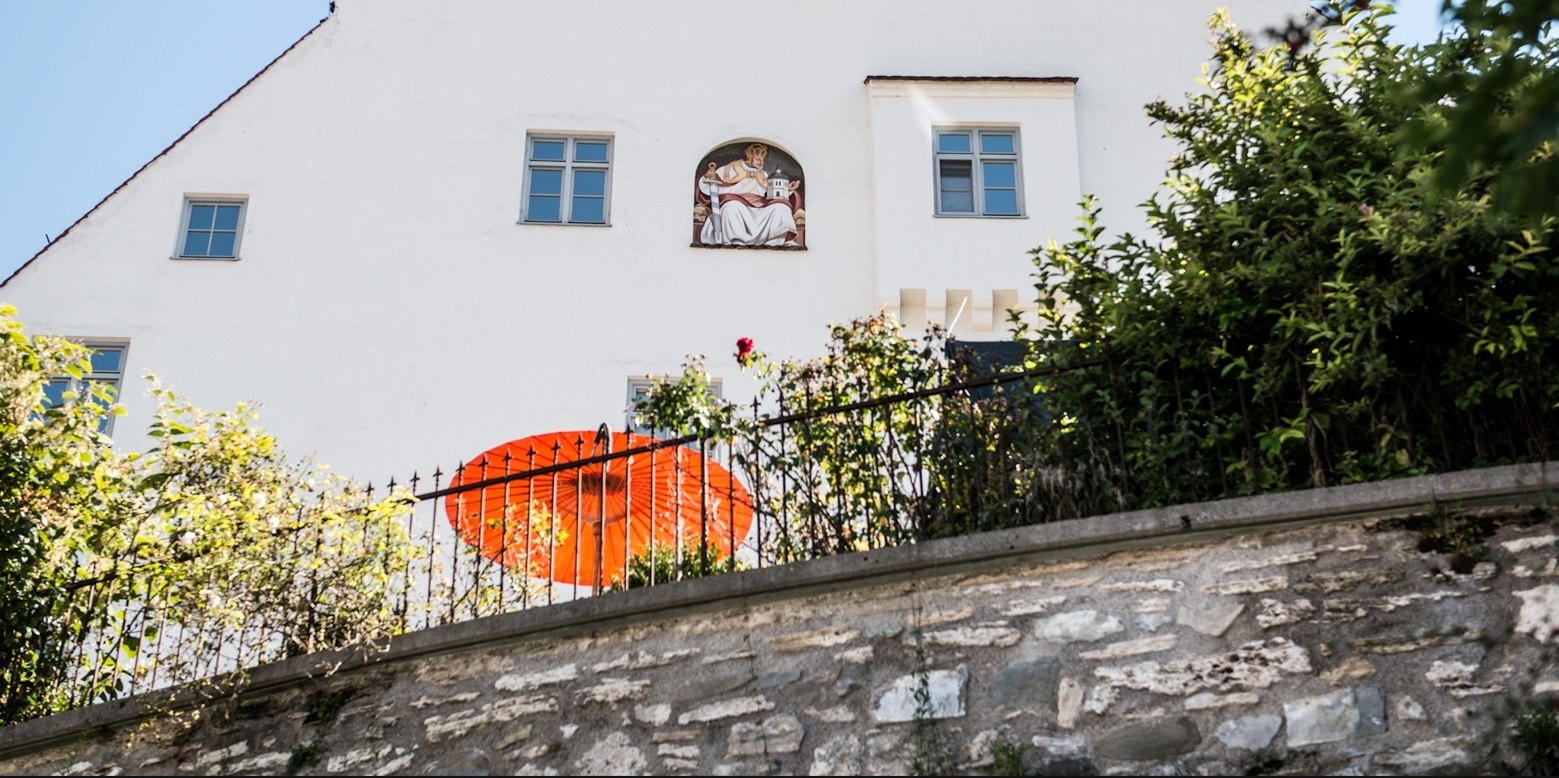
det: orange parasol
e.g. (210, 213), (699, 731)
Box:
(442, 430), (754, 587)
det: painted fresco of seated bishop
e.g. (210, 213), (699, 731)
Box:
(697, 143), (804, 247)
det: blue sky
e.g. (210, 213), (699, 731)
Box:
(0, 1), (327, 282)
(0, 1), (1450, 283)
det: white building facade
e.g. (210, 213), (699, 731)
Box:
(2, 0), (1296, 482)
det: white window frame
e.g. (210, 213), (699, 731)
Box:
(932, 127), (1025, 218)
(42, 339), (129, 435)
(174, 196), (248, 260)
(520, 134), (614, 226)
(626, 376), (723, 438)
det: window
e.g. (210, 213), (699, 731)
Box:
(42, 341), (128, 434)
(933, 129), (1023, 217)
(178, 198), (246, 258)
(626, 377), (723, 438)
(522, 135), (613, 225)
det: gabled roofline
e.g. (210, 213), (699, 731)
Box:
(1, 14), (334, 289)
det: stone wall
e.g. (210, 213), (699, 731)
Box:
(4, 465), (1559, 776)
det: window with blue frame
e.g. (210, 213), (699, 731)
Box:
(179, 199), (246, 258)
(933, 129), (1024, 217)
(522, 135), (613, 225)
(41, 341), (128, 434)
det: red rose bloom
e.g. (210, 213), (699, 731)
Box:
(736, 337), (755, 366)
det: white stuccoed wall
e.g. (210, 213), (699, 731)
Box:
(865, 77), (1081, 336)
(0, 0), (1299, 482)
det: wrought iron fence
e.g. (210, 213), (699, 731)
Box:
(20, 337), (1559, 721)
(22, 357), (1120, 718)
(352, 353), (1121, 632)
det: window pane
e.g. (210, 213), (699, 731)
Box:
(983, 161), (1016, 189)
(573, 169), (606, 196)
(188, 204), (215, 229)
(532, 140), (566, 161)
(941, 191), (974, 213)
(980, 133), (1015, 154)
(214, 204), (241, 230)
(528, 195), (561, 222)
(574, 141), (608, 162)
(42, 378), (69, 409)
(571, 196), (604, 224)
(183, 231), (211, 256)
(985, 188), (1019, 215)
(89, 348), (122, 374)
(209, 232), (237, 257)
(940, 157), (975, 214)
(940, 159), (973, 191)
(937, 133), (971, 154)
(530, 168), (563, 195)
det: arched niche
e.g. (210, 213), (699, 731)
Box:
(691, 140), (806, 249)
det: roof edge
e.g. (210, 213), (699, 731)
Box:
(1, 14), (334, 290)
(863, 75), (1079, 84)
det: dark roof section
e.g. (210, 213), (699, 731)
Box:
(863, 75), (1079, 84)
(1, 14), (335, 289)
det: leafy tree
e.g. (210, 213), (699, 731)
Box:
(1407, 0), (1558, 214)
(0, 305), (418, 724)
(1024, 6), (1557, 506)
(0, 305), (110, 720)
(643, 5), (1557, 552)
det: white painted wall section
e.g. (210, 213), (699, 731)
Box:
(1, 0), (1302, 482)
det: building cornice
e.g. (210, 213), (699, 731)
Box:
(864, 75), (1078, 99)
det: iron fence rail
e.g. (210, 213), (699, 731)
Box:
(22, 358), (1113, 717)
(51, 346), (1549, 721)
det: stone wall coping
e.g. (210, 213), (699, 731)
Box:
(4, 461), (1555, 758)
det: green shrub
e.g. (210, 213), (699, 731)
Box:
(0, 306), (418, 724)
